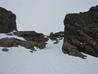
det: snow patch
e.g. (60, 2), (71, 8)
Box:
(0, 33), (26, 41)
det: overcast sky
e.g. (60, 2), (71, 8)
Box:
(0, 0), (98, 34)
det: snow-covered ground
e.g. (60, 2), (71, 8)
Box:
(0, 39), (98, 74)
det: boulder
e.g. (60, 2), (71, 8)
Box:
(2, 48), (9, 52)
(0, 7), (17, 33)
(62, 5), (98, 58)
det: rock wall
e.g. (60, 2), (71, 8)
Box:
(0, 7), (17, 33)
(62, 5), (98, 58)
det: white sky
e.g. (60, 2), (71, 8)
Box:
(0, 0), (98, 34)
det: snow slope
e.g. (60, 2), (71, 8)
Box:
(0, 40), (98, 74)
(0, 1), (98, 74)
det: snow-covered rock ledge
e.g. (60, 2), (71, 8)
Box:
(0, 31), (48, 52)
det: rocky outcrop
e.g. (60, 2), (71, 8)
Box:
(48, 31), (64, 44)
(62, 5), (98, 58)
(0, 31), (64, 52)
(0, 38), (35, 52)
(0, 37), (47, 52)
(14, 31), (47, 41)
(0, 31), (48, 52)
(0, 7), (17, 33)
(14, 31), (48, 49)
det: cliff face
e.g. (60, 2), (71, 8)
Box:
(0, 7), (17, 33)
(62, 5), (98, 58)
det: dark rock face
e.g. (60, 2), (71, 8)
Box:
(62, 5), (98, 58)
(0, 7), (17, 33)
